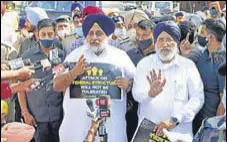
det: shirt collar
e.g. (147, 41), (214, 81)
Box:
(203, 44), (225, 59)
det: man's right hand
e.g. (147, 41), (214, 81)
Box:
(23, 112), (37, 127)
(147, 69), (166, 98)
(17, 66), (35, 80)
(71, 55), (90, 77)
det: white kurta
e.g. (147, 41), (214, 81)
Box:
(59, 45), (136, 142)
(132, 54), (205, 139)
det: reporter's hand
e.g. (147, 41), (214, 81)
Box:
(20, 79), (40, 93)
(17, 66), (35, 80)
(1, 64), (9, 71)
(23, 112), (37, 127)
(115, 77), (129, 90)
(12, 79), (39, 94)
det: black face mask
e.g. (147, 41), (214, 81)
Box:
(198, 35), (208, 47)
(136, 38), (153, 52)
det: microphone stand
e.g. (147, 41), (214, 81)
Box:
(84, 118), (105, 142)
(98, 120), (108, 142)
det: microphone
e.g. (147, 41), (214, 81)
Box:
(8, 58), (32, 70)
(86, 99), (95, 112)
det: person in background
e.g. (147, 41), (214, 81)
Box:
(180, 19), (215, 57)
(178, 21), (196, 56)
(126, 19), (156, 142)
(18, 19), (65, 142)
(73, 11), (83, 37)
(107, 11), (120, 18)
(127, 19), (156, 66)
(175, 11), (184, 24)
(55, 15), (72, 42)
(132, 21), (204, 141)
(185, 14), (202, 31)
(55, 15), (78, 52)
(109, 16), (131, 52)
(193, 62), (226, 142)
(17, 7), (49, 56)
(124, 9), (150, 49)
(218, 62), (226, 113)
(66, 5), (105, 55)
(194, 20), (210, 50)
(71, 2), (84, 18)
(159, 16), (176, 23)
(184, 19), (226, 135)
(202, 6), (210, 18)
(71, 2), (84, 37)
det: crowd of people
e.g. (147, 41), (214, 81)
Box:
(1, 1), (226, 142)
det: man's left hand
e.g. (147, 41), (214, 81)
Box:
(154, 119), (176, 136)
(115, 77), (129, 90)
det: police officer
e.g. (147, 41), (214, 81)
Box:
(18, 19), (65, 142)
(55, 15), (81, 51)
(109, 16), (133, 52)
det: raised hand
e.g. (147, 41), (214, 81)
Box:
(180, 33), (192, 57)
(73, 55), (90, 76)
(147, 69), (166, 98)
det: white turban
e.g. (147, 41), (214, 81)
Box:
(124, 9), (149, 29)
(25, 7), (48, 27)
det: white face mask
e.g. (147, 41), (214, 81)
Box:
(57, 30), (67, 39)
(155, 44), (179, 62)
(127, 28), (136, 42)
(114, 28), (127, 38)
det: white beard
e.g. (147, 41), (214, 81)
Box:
(155, 44), (179, 62)
(85, 39), (108, 55)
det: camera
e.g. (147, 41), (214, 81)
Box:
(86, 95), (111, 120)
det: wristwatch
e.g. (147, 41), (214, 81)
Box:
(171, 117), (179, 126)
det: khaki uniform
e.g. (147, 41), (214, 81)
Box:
(61, 33), (81, 50)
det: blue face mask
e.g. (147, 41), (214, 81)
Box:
(39, 38), (56, 49)
(75, 27), (83, 37)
